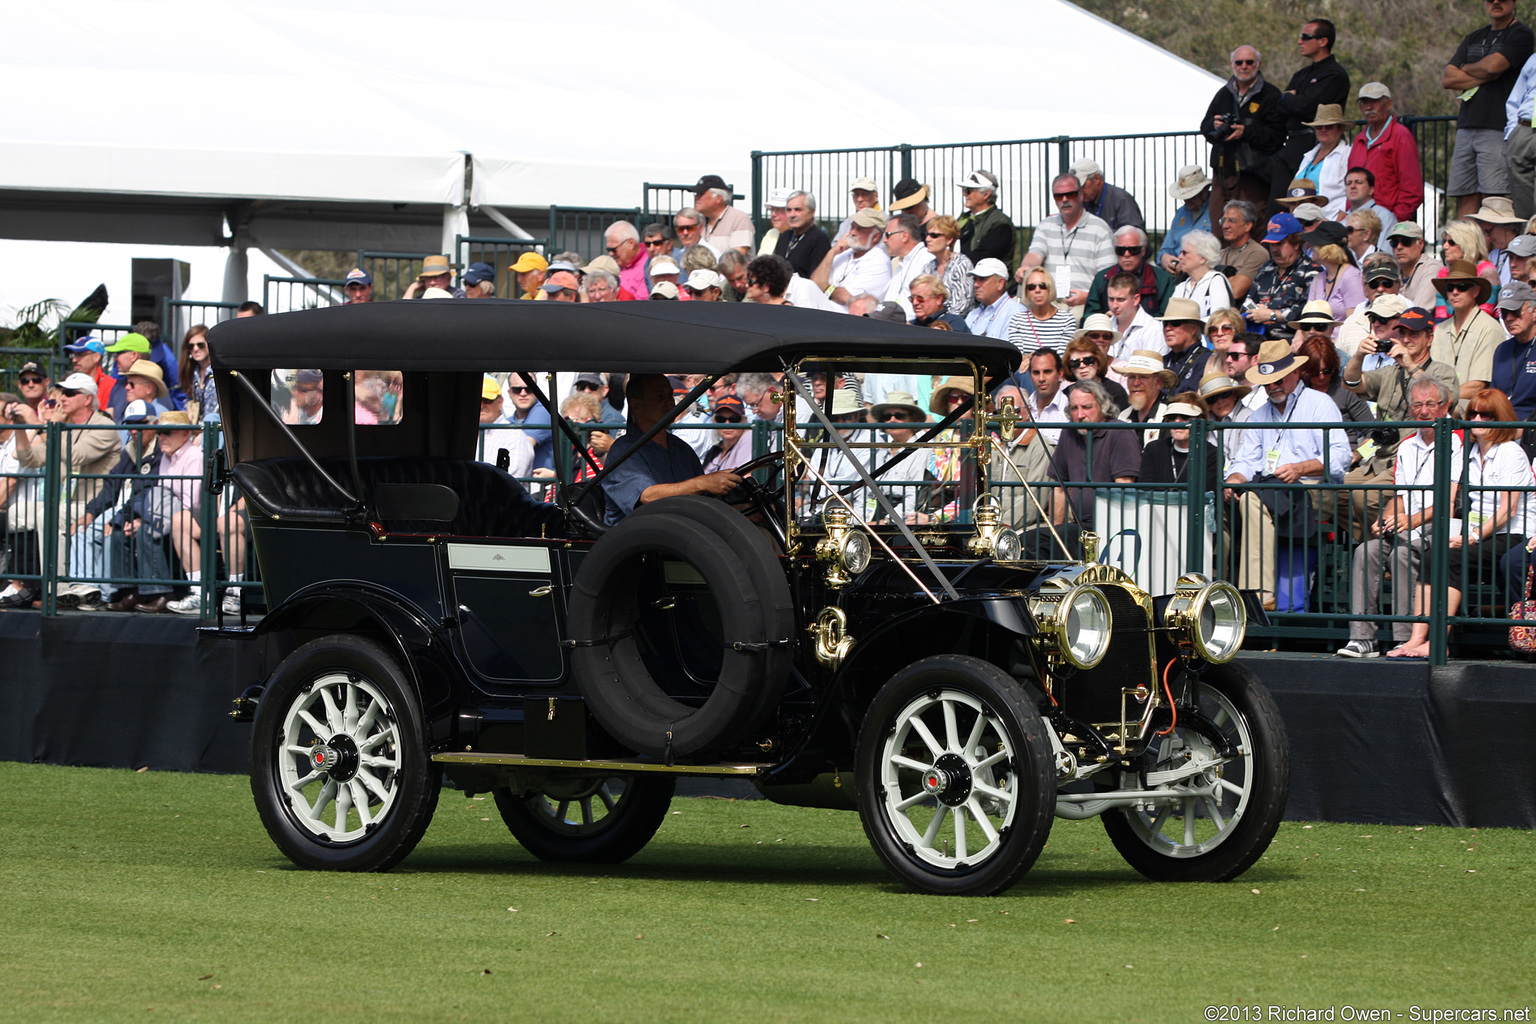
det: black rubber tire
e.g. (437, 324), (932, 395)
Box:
(493, 774), (675, 863)
(568, 494), (793, 759)
(1101, 660), (1290, 882)
(855, 655), (1056, 896)
(250, 635), (440, 871)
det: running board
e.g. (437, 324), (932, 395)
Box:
(431, 751), (770, 776)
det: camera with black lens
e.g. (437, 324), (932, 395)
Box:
(1211, 115), (1237, 142)
(1368, 426), (1398, 449)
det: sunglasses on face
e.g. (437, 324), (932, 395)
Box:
(1389, 237), (1415, 248)
(1114, 245), (1142, 256)
(1367, 279), (1396, 289)
(188, 341), (208, 350)
(881, 412), (913, 421)
(676, 223), (700, 232)
(1052, 191), (1079, 201)
(1025, 282), (1050, 290)
(1232, 58), (1256, 66)
(1469, 411), (1495, 420)
(1299, 32), (1320, 40)
(1166, 416), (1192, 424)
(925, 231), (947, 239)
(1447, 282), (1479, 293)
(19, 376), (45, 385)
(644, 239), (669, 247)
(1499, 306), (1528, 320)
(506, 386), (532, 395)
(713, 413), (744, 424)
(1068, 357), (1097, 369)
(574, 381), (602, 391)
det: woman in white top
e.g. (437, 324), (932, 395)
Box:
(1295, 104), (1351, 219)
(1394, 389), (1531, 658)
(1170, 230), (1234, 318)
(1007, 267), (1076, 359)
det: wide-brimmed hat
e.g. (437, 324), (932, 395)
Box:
(1469, 196), (1525, 226)
(929, 375), (976, 414)
(1072, 312), (1122, 345)
(1156, 297), (1206, 326)
(1275, 179), (1320, 207)
(828, 389), (863, 417)
(1303, 103), (1352, 128)
(889, 178), (929, 211)
(417, 255), (453, 280)
(1245, 339), (1305, 385)
(123, 359), (168, 400)
(1110, 350), (1177, 387)
(872, 391), (926, 421)
(1168, 165), (1211, 202)
(1198, 369), (1251, 402)
(1433, 259), (1494, 304)
(1288, 299), (1343, 330)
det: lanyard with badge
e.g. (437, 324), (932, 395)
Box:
(1263, 390), (1300, 476)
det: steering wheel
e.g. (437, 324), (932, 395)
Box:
(726, 450), (791, 532)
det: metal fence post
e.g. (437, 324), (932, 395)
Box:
(898, 144), (913, 183)
(1188, 417), (1207, 574)
(751, 151), (763, 239)
(40, 422), (61, 616)
(1055, 137), (1071, 176)
(1427, 418), (1454, 665)
(200, 420), (219, 618)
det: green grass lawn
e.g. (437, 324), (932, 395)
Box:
(0, 762), (1532, 1023)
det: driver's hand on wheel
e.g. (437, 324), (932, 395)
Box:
(694, 471), (742, 497)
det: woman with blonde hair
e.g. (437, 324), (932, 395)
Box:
(1007, 267), (1076, 358)
(1345, 208), (1382, 263)
(1204, 308), (1244, 356)
(1302, 220), (1363, 328)
(1435, 218), (1499, 318)
(924, 215), (974, 316)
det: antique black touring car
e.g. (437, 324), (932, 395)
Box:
(209, 299), (1288, 896)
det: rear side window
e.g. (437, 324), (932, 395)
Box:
(273, 369), (324, 425)
(355, 370), (404, 425)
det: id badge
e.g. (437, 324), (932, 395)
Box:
(1052, 263), (1071, 298)
(1264, 447), (1281, 475)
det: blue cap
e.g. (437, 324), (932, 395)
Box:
(345, 268), (373, 286)
(64, 336), (106, 357)
(1263, 212), (1302, 243)
(463, 262), (496, 286)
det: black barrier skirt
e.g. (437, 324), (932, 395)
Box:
(2, 615), (1534, 828)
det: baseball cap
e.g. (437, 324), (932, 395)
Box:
(1498, 280), (1536, 310)
(121, 399), (156, 424)
(1396, 307), (1434, 333)
(1359, 82), (1391, 100)
(64, 336), (107, 357)
(344, 268), (373, 286)
(849, 176), (877, 193)
(509, 251), (549, 274)
(1068, 157), (1101, 180)
(58, 372), (99, 398)
(105, 332), (151, 354)
(686, 269), (724, 291)
(462, 262), (496, 286)
(1263, 212), (1302, 243)
(1386, 221), (1425, 241)
(1291, 203), (1326, 224)
(574, 372), (604, 388)
(1361, 252), (1402, 282)
(864, 301), (907, 323)
(713, 395), (746, 419)
(692, 174), (728, 195)
(1507, 234), (1536, 259)
(973, 258), (1009, 280)
(959, 170), (999, 191)
(850, 208), (888, 230)
(1366, 294), (1411, 320)
(649, 257), (681, 277)
(766, 188), (793, 209)
(650, 281), (680, 300)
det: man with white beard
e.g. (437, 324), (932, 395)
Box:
(812, 209), (893, 308)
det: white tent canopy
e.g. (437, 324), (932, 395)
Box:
(1, 0), (1220, 316)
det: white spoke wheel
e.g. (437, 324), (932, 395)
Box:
(250, 636), (440, 871)
(856, 655), (1055, 896)
(1102, 661), (1289, 882)
(493, 774), (674, 863)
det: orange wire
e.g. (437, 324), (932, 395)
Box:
(1155, 658), (1179, 736)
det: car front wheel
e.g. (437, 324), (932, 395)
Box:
(856, 655), (1056, 896)
(250, 635), (440, 871)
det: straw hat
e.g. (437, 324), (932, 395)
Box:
(1275, 179), (1320, 207)
(1156, 297), (1207, 326)
(1072, 312), (1122, 345)
(416, 255), (453, 280)
(1198, 369), (1251, 402)
(1168, 165), (1211, 202)
(1302, 103), (1353, 128)
(929, 375), (975, 414)
(1110, 350), (1177, 388)
(1288, 299), (1343, 331)
(1245, 339), (1305, 385)
(123, 359), (168, 400)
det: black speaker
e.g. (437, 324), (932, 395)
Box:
(130, 258), (191, 331)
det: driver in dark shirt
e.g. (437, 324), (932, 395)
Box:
(601, 374), (742, 525)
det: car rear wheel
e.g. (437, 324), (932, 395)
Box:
(856, 655), (1056, 896)
(250, 635), (440, 871)
(1101, 660), (1289, 882)
(493, 774), (674, 863)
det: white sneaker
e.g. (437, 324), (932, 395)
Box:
(221, 590), (243, 616)
(1336, 639), (1380, 658)
(168, 592), (202, 615)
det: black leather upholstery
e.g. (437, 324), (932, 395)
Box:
(231, 456), (566, 538)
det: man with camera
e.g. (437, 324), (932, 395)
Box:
(1201, 45), (1285, 214)
(1339, 305), (1460, 542)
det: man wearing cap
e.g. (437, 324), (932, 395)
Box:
(103, 332), (153, 423)
(832, 177), (882, 243)
(758, 190), (792, 257)
(1157, 298), (1214, 398)
(648, 256), (683, 295)
(813, 209), (891, 309)
(1490, 281), (1536, 419)
(1432, 259), (1502, 402)
(1348, 83), (1424, 221)
(1337, 278), (1407, 356)
(1339, 167), (1398, 237)
(956, 170), (1015, 267)
(1103, 274), (1167, 362)
(475, 376), (535, 478)
(1337, 374), (1460, 657)
(1113, 350), (1175, 442)
(403, 255), (465, 299)
(1217, 200), (1272, 301)
(1020, 174), (1115, 309)
(510, 252), (549, 300)
(685, 269), (724, 302)
(602, 374), (742, 526)
(1247, 212), (1323, 331)
(462, 262), (497, 299)
(1159, 167), (1213, 275)
(1085, 227), (1174, 319)
(63, 338), (112, 413)
(699, 394), (753, 475)
(881, 213), (936, 319)
(1068, 158), (1144, 233)
(540, 270), (581, 302)
(1201, 45), (1285, 213)
(889, 179), (933, 226)
(964, 259), (1024, 342)
(1273, 19), (1351, 205)
(1225, 338), (1350, 609)
(774, 192), (832, 281)
(1384, 222), (1444, 309)
(12, 361), (50, 419)
(343, 268), (374, 304)
(692, 175), (753, 255)
(572, 372), (625, 426)
(1339, 305), (1460, 539)
(10, 371), (122, 606)
(1444, 0), (1535, 216)
(1289, 201), (1328, 229)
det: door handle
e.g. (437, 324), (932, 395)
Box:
(528, 585), (553, 597)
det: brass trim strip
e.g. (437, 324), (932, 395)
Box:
(431, 751), (770, 775)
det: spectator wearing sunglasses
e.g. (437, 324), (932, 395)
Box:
(701, 396), (753, 475)
(1432, 259), (1501, 405)
(922, 215), (974, 318)
(1490, 281), (1536, 421)
(1336, 255), (1404, 354)
(1272, 19), (1350, 209)
(1084, 226), (1174, 319)
(503, 373), (553, 471)
(1201, 46), (1285, 215)
(1062, 330), (1129, 411)
(1018, 173), (1114, 310)
(1384, 223), (1443, 310)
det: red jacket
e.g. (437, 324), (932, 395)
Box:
(1348, 118), (1423, 221)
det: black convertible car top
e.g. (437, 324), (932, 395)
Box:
(207, 298), (1022, 378)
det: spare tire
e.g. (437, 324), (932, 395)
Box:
(568, 495), (793, 759)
